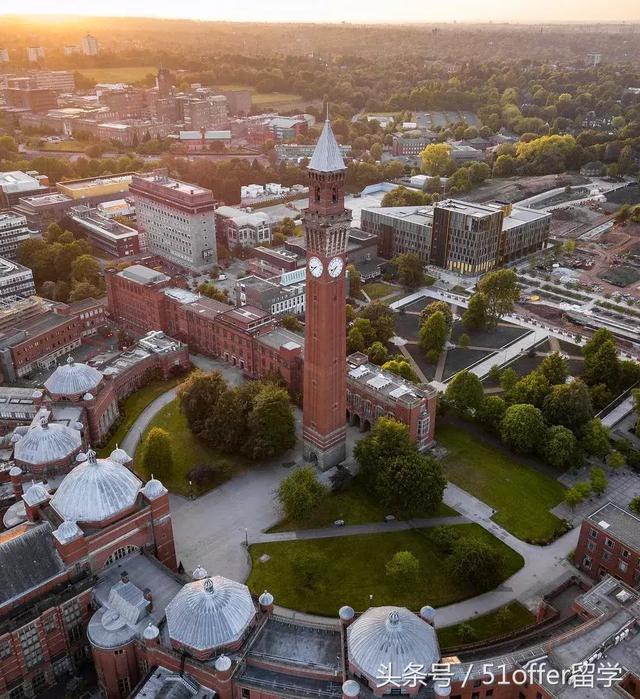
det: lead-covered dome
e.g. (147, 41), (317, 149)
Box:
(14, 414), (81, 466)
(44, 356), (102, 397)
(51, 449), (142, 523)
(347, 607), (440, 682)
(166, 576), (256, 653)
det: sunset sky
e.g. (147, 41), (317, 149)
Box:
(5, 0), (640, 24)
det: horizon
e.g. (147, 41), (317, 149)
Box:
(3, 1), (640, 25)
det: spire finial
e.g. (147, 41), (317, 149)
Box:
(326, 101), (330, 122)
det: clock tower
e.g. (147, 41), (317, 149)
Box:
(302, 115), (351, 469)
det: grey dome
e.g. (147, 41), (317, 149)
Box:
(82, 392), (94, 401)
(347, 607), (440, 683)
(14, 415), (81, 466)
(214, 654), (232, 672)
(9, 466), (22, 477)
(420, 605), (436, 624)
(166, 576), (256, 653)
(44, 356), (102, 396)
(54, 520), (82, 544)
(192, 566), (208, 580)
(51, 449), (142, 523)
(342, 680), (360, 698)
(23, 482), (50, 506)
(109, 447), (131, 464)
(434, 679), (452, 697)
(141, 477), (167, 500)
(143, 624), (159, 640)
(258, 590), (274, 607)
(339, 605), (355, 621)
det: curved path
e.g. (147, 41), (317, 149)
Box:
(119, 356), (583, 629)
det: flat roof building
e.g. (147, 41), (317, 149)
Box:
(66, 205), (140, 258)
(56, 173), (134, 201)
(214, 206), (272, 249)
(0, 211), (30, 260)
(0, 257), (35, 301)
(0, 171), (49, 208)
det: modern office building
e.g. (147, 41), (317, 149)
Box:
(0, 211), (30, 259)
(0, 171), (49, 208)
(56, 172), (134, 201)
(65, 205), (140, 258)
(361, 199), (551, 274)
(214, 206), (272, 249)
(0, 258), (36, 300)
(26, 46), (44, 62)
(235, 272), (306, 317)
(130, 172), (216, 271)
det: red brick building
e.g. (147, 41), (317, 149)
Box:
(346, 353), (437, 450)
(0, 447), (177, 699)
(575, 502), (640, 586)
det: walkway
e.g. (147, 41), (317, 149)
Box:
(250, 515), (466, 544)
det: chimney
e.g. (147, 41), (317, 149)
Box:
(9, 467), (23, 498)
(144, 588), (153, 611)
(120, 570), (129, 584)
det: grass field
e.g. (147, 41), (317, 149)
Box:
(362, 281), (398, 300)
(438, 424), (566, 543)
(78, 66), (157, 83)
(41, 140), (87, 152)
(269, 477), (457, 532)
(437, 602), (536, 649)
(134, 397), (250, 496)
(215, 83), (302, 106)
(97, 377), (186, 458)
(247, 524), (524, 616)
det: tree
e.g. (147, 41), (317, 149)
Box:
(539, 352), (568, 386)
(500, 404), (545, 454)
(449, 538), (504, 591)
(367, 341), (389, 365)
(462, 292), (488, 331)
(511, 371), (550, 408)
(71, 254), (101, 287)
(476, 396), (507, 433)
(142, 427), (173, 481)
(354, 417), (414, 483)
(358, 302), (396, 343)
(584, 339), (620, 391)
(589, 384), (613, 412)
(459, 332), (470, 350)
(419, 310), (448, 362)
(499, 367), (519, 392)
(477, 269), (519, 327)
(420, 142), (453, 176)
(245, 385), (296, 459)
(581, 419), (611, 459)
(347, 263), (362, 298)
(347, 327), (365, 353)
(544, 425), (579, 470)
(420, 300), (453, 332)
(629, 496), (640, 515)
(281, 314), (302, 332)
(542, 380), (593, 432)
(69, 281), (101, 302)
(197, 282), (228, 303)
(292, 551), (325, 590)
(385, 551), (420, 584)
(178, 370), (228, 436)
(607, 451), (625, 470)
(277, 466), (328, 521)
(201, 388), (247, 451)
(381, 359), (420, 383)
(445, 370), (484, 414)
(589, 467), (607, 496)
(376, 452), (446, 517)
(564, 482), (591, 511)
(393, 252), (425, 290)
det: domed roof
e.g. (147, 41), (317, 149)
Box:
(23, 481), (50, 506)
(192, 566), (208, 580)
(141, 477), (167, 500)
(214, 654), (232, 672)
(54, 520), (83, 544)
(9, 466), (22, 477)
(44, 356), (102, 396)
(82, 392), (94, 401)
(347, 607), (440, 682)
(342, 680), (360, 698)
(339, 605), (355, 621)
(51, 449), (142, 523)
(14, 414), (81, 466)
(420, 605), (436, 624)
(109, 446), (131, 464)
(166, 576), (256, 653)
(258, 590), (274, 607)
(143, 624), (159, 641)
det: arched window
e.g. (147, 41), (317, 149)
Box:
(105, 545), (138, 567)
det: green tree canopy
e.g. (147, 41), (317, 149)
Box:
(393, 252), (425, 290)
(539, 352), (568, 386)
(544, 425), (580, 470)
(462, 292), (489, 331)
(449, 538), (504, 591)
(445, 370), (484, 414)
(477, 269), (520, 327)
(178, 370), (228, 436)
(245, 384), (296, 459)
(419, 310), (448, 363)
(385, 550), (420, 584)
(277, 466), (328, 522)
(500, 403), (545, 454)
(510, 371), (551, 408)
(142, 427), (173, 481)
(542, 379), (593, 432)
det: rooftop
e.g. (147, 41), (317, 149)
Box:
(57, 173), (133, 191)
(132, 172), (211, 197)
(0, 171), (45, 193)
(308, 119), (346, 173)
(0, 257), (32, 278)
(347, 353), (436, 402)
(118, 264), (170, 285)
(257, 327), (304, 352)
(588, 502), (640, 553)
(215, 205), (270, 227)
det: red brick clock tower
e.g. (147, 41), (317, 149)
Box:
(302, 115), (351, 469)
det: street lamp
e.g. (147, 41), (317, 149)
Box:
(245, 528), (248, 547)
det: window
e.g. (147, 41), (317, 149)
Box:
(622, 549), (631, 559)
(619, 560), (629, 574)
(0, 642), (12, 660)
(242, 689), (251, 699)
(8, 685), (25, 699)
(18, 626), (43, 669)
(117, 677), (130, 697)
(105, 545), (138, 566)
(589, 527), (598, 539)
(605, 538), (614, 548)
(32, 673), (46, 694)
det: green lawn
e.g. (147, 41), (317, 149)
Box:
(41, 140), (87, 152)
(98, 377), (187, 457)
(362, 281), (398, 300)
(252, 92), (302, 105)
(78, 66), (157, 83)
(134, 397), (251, 496)
(269, 477), (457, 532)
(437, 602), (536, 650)
(247, 524), (524, 616)
(438, 424), (566, 543)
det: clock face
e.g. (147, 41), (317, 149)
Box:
(308, 256), (324, 278)
(328, 256), (344, 278)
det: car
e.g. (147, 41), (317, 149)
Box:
(218, 274), (227, 281)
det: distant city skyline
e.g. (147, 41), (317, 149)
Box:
(3, 1), (640, 24)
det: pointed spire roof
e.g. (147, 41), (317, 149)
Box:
(308, 115), (346, 173)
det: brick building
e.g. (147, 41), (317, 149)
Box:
(346, 353), (437, 449)
(575, 502), (640, 586)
